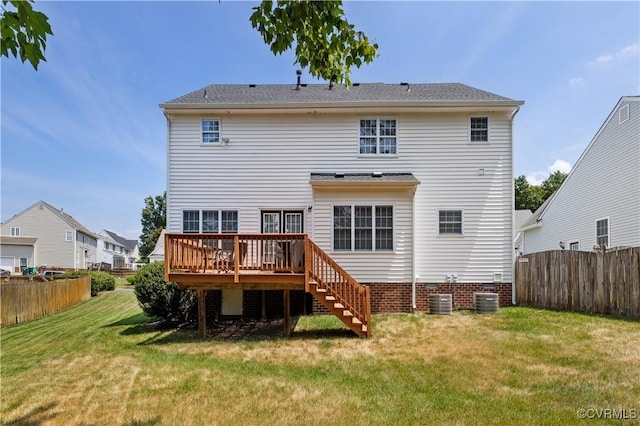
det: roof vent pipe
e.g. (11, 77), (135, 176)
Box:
(296, 70), (302, 90)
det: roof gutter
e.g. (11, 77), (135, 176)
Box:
(519, 222), (542, 233)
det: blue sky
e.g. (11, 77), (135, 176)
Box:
(1, 1), (638, 240)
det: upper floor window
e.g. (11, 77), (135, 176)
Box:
(439, 210), (463, 235)
(359, 118), (396, 155)
(596, 218), (609, 248)
(10, 227), (20, 236)
(202, 119), (220, 144)
(470, 117), (489, 142)
(183, 209), (238, 233)
(569, 241), (579, 251)
(333, 205), (393, 252)
(66, 231), (72, 241)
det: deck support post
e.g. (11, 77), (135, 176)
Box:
(261, 290), (266, 321)
(198, 289), (206, 338)
(283, 289), (290, 336)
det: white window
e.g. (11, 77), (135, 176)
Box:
(595, 218), (609, 248)
(65, 231), (72, 241)
(470, 117), (489, 142)
(333, 205), (393, 252)
(439, 210), (463, 235)
(10, 227), (20, 236)
(619, 104), (629, 124)
(359, 118), (397, 155)
(569, 241), (579, 251)
(183, 209), (238, 233)
(202, 119), (220, 144)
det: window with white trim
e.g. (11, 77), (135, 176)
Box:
(595, 218), (609, 248)
(183, 209), (238, 233)
(359, 118), (397, 155)
(202, 119), (220, 144)
(66, 231), (72, 241)
(439, 210), (463, 235)
(10, 227), (20, 236)
(569, 241), (579, 251)
(333, 205), (393, 251)
(470, 117), (489, 142)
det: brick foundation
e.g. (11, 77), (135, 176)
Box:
(205, 283), (512, 318)
(365, 282), (512, 313)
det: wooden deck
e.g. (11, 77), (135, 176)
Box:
(165, 233), (372, 338)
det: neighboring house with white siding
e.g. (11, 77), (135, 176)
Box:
(97, 230), (140, 269)
(520, 96), (640, 254)
(0, 201), (98, 272)
(161, 81), (523, 318)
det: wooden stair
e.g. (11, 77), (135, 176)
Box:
(305, 240), (371, 337)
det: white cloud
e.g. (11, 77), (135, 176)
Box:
(525, 159), (572, 186)
(569, 77), (584, 88)
(548, 159), (572, 174)
(589, 42), (639, 68)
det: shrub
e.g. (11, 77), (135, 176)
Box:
(132, 262), (196, 324)
(89, 271), (116, 296)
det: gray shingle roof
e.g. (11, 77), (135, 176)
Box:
(104, 230), (138, 250)
(163, 83), (521, 107)
(0, 236), (37, 245)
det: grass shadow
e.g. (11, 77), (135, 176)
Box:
(4, 402), (58, 425)
(125, 417), (162, 426)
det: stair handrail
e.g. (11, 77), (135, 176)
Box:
(306, 238), (371, 334)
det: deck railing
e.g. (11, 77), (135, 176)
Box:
(164, 233), (306, 280)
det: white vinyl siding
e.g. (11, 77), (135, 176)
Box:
(522, 98), (640, 253)
(167, 110), (514, 283)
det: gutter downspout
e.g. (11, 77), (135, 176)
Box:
(510, 106), (521, 306)
(164, 110), (171, 234)
(412, 187), (417, 312)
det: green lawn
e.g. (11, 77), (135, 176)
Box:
(1, 290), (639, 425)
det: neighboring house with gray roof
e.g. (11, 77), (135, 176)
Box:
(161, 81), (523, 314)
(520, 97), (639, 254)
(0, 201), (98, 272)
(97, 230), (140, 269)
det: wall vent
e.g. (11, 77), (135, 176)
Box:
(474, 293), (499, 314)
(429, 294), (452, 315)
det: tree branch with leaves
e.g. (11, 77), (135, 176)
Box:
(1, 0), (52, 70)
(250, 0), (378, 86)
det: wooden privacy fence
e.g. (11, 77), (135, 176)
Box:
(0, 276), (91, 327)
(516, 247), (640, 318)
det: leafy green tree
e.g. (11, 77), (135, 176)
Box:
(1, 0), (52, 70)
(541, 170), (568, 200)
(251, 1), (378, 86)
(3, 0), (378, 84)
(132, 262), (196, 323)
(514, 171), (568, 212)
(139, 192), (166, 261)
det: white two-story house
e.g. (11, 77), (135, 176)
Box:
(161, 81), (523, 336)
(519, 96), (639, 253)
